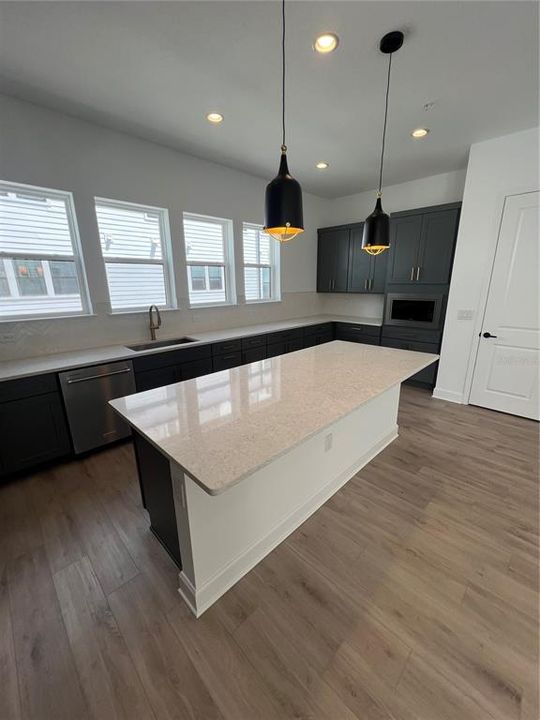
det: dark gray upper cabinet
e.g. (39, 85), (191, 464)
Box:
(387, 214), (423, 284)
(317, 227), (349, 292)
(417, 208), (460, 284)
(387, 203), (460, 286)
(318, 224), (388, 294)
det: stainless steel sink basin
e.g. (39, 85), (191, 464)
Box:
(126, 337), (196, 352)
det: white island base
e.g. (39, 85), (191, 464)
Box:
(172, 384), (399, 617)
(111, 341), (438, 618)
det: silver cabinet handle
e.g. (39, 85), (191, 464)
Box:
(416, 266), (421, 281)
(364, 278), (368, 290)
(369, 278), (373, 291)
(410, 267), (415, 281)
(66, 368), (131, 384)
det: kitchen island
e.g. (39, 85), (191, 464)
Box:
(110, 340), (438, 616)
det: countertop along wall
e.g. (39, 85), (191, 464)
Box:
(0, 94), (330, 360)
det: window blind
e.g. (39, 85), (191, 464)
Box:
(243, 223), (279, 302)
(183, 214), (233, 306)
(95, 199), (172, 311)
(0, 183), (89, 318)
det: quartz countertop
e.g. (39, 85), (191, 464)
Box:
(0, 314), (382, 382)
(110, 341), (438, 496)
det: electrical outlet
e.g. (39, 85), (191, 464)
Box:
(324, 433), (333, 452)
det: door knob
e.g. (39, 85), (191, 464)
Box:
(482, 332), (497, 338)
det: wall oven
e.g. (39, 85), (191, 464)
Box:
(384, 293), (444, 330)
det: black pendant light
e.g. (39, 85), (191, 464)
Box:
(264, 0), (304, 243)
(362, 30), (404, 255)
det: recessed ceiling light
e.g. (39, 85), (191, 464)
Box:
(411, 127), (429, 138)
(314, 33), (339, 54)
(206, 112), (224, 124)
(316, 161), (329, 169)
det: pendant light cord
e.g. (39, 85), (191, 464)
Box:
(281, 0), (286, 149)
(378, 52), (392, 194)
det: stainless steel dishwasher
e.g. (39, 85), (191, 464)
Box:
(59, 360), (136, 454)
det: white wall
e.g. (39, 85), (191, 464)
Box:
(319, 169), (466, 318)
(0, 94), (330, 359)
(434, 127), (539, 403)
(324, 169), (466, 226)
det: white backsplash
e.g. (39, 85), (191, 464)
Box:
(320, 293), (385, 320)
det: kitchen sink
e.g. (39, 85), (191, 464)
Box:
(126, 337), (197, 351)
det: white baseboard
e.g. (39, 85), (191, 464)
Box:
(183, 426), (398, 617)
(432, 387), (465, 404)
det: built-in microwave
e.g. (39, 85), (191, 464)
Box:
(384, 293), (444, 330)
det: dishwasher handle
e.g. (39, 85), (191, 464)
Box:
(66, 367), (132, 384)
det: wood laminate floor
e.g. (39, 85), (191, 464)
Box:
(0, 386), (538, 720)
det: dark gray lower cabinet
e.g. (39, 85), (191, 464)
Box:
(213, 351), (242, 371)
(0, 379), (71, 477)
(243, 346), (267, 364)
(133, 431), (181, 567)
(302, 323), (334, 348)
(335, 323), (381, 345)
(380, 335), (439, 386)
(135, 365), (177, 392)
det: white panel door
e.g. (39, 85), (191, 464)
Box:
(469, 191), (539, 419)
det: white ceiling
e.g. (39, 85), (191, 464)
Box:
(0, 1), (538, 198)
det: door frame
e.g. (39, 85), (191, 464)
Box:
(464, 189), (539, 405)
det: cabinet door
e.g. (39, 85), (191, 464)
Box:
(333, 229), (351, 292)
(371, 251), (388, 293)
(417, 208), (459, 284)
(387, 215), (422, 284)
(316, 230), (335, 292)
(243, 347), (267, 364)
(179, 357), (213, 381)
(347, 227), (372, 292)
(213, 351), (242, 371)
(135, 365), (177, 392)
(0, 393), (71, 476)
(317, 228), (349, 292)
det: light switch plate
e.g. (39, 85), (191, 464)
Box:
(457, 309), (474, 321)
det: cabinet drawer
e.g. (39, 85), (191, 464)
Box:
(211, 338), (242, 356)
(241, 334), (267, 350)
(380, 338), (439, 354)
(335, 323), (381, 340)
(133, 344), (211, 372)
(213, 351), (242, 371)
(243, 347), (267, 364)
(303, 323), (333, 338)
(381, 325), (441, 344)
(0, 373), (58, 403)
(266, 328), (303, 344)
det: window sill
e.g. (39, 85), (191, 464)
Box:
(107, 307), (177, 316)
(0, 312), (97, 323)
(245, 298), (282, 305)
(188, 301), (237, 310)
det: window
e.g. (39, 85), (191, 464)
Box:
(243, 223), (280, 302)
(95, 198), (175, 311)
(0, 181), (90, 319)
(183, 213), (235, 306)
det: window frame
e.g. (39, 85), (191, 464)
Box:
(0, 180), (92, 321)
(242, 222), (281, 304)
(95, 196), (176, 314)
(182, 212), (236, 308)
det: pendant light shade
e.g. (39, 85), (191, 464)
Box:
(362, 30), (403, 256)
(265, 146), (304, 242)
(362, 196), (390, 256)
(264, 0), (304, 243)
